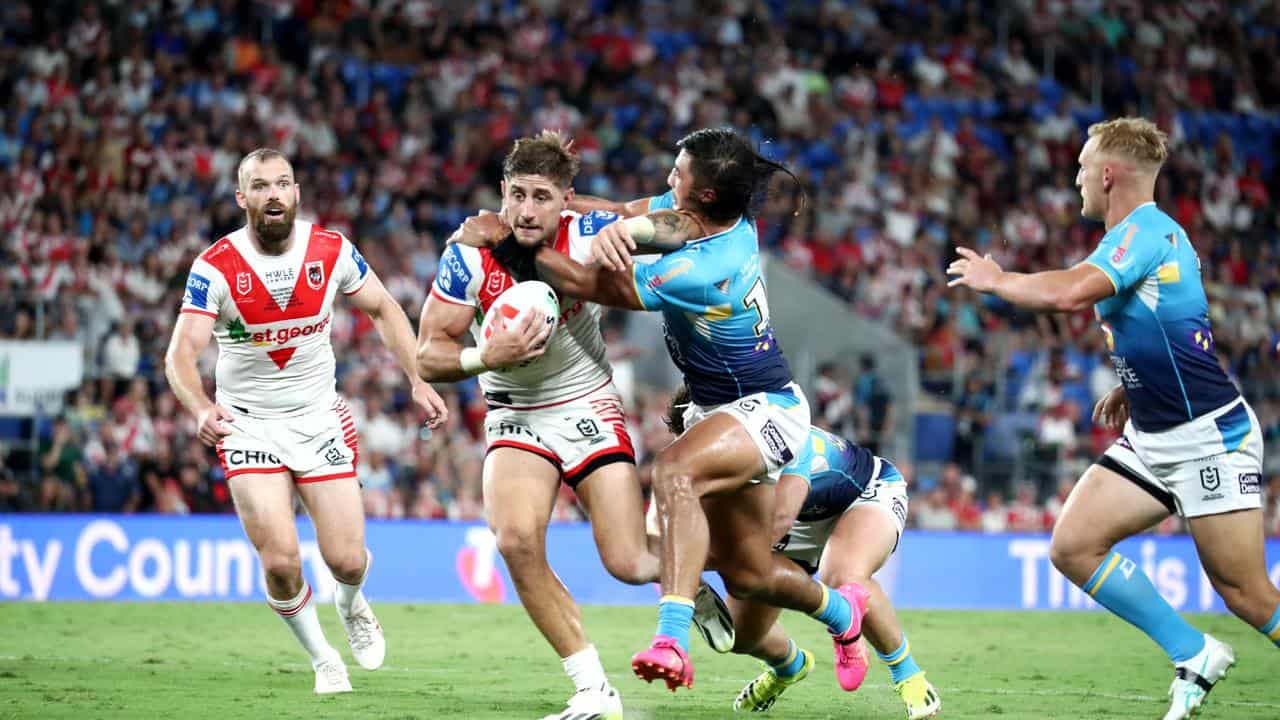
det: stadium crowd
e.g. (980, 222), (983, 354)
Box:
(1, 0), (1279, 536)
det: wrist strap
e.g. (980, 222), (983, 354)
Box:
(459, 347), (489, 376)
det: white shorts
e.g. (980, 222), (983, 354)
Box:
(1100, 398), (1264, 518)
(484, 383), (635, 487)
(216, 396), (359, 484)
(682, 382), (811, 485)
(776, 457), (909, 573)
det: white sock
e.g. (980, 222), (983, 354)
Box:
(267, 582), (336, 668)
(563, 644), (608, 693)
(334, 549), (371, 618)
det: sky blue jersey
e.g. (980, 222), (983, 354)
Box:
(631, 192), (793, 406)
(780, 426), (904, 522)
(1083, 202), (1239, 432)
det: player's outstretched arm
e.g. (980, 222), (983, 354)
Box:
(416, 295), (552, 381)
(946, 247), (1114, 312)
(348, 272), (448, 428)
(533, 245), (646, 311)
(568, 194), (653, 218)
(164, 312), (235, 447)
(589, 209), (708, 271)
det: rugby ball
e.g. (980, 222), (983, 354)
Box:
(480, 280), (560, 346)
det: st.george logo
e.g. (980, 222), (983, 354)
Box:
(305, 261), (324, 290)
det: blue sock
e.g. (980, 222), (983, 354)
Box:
(768, 640), (807, 678)
(656, 595), (695, 651)
(876, 634), (923, 685)
(807, 584), (853, 636)
(1083, 552), (1205, 662)
(1258, 603), (1280, 648)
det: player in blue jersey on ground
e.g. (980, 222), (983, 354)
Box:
(948, 117), (1280, 720)
(459, 127), (871, 694)
(660, 384), (942, 718)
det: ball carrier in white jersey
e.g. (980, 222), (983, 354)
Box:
(165, 148), (447, 694)
(418, 131), (733, 720)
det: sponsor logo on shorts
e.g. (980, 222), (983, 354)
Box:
(738, 398), (760, 412)
(760, 420), (793, 464)
(772, 533), (790, 552)
(225, 449), (282, 467)
(1116, 435), (1134, 451)
(490, 421), (541, 443)
(1239, 473), (1261, 494)
(1202, 493), (1224, 502)
(892, 497), (908, 527)
(1199, 466), (1221, 492)
(576, 418), (599, 437)
(324, 445), (347, 466)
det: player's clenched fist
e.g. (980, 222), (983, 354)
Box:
(194, 404), (236, 446)
(412, 381), (449, 429)
(590, 221), (636, 271)
(481, 309), (553, 368)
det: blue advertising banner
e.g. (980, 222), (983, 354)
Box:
(2, 515), (1278, 612)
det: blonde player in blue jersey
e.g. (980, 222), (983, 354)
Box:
(659, 384), (941, 718)
(948, 117), (1280, 720)
(457, 128), (871, 695)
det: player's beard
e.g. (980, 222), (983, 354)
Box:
(251, 202), (296, 252)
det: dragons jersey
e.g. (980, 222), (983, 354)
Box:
(430, 210), (616, 408)
(180, 220), (370, 418)
(1083, 202), (1239, 432)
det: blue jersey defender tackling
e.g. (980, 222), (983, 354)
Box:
(454, 128), (872, 697)
(948, 117), (1280, 720)
(659, 384), (941, 718)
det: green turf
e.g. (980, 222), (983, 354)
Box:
(0, 603), (1275, 719)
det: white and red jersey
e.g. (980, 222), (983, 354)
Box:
(180, 220), (371, 418)
(430, 209), (617, 408)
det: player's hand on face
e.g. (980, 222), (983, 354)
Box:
(1091, 384), (1129, 431)
(946, 247), (1003, 293)
(195, 404), (235, 447)
(448, 210), (511, 248)
(411, 381), (449, 429)
(590, 221), (636, 271)
(480, 309), (554, 368)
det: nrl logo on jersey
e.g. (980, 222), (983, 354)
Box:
(236, 272), (252, 295)
(305, 261), (324, 290)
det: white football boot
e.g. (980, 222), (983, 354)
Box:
(692, 580), (736, 654)
(1163, 634), (1235, 720)
(541, 683), (623, 720)
(313, 655), (353, 694)
(338, 598), (386, 670)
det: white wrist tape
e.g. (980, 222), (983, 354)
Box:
(623, 215), (656, 243)
(459, 347), (489, 376)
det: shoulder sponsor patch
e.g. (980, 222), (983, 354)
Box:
(184, 272), (211, 308)
(350, 243), (369, 277)
(578, 210), (619, 237)
(436, 244), (473, 299)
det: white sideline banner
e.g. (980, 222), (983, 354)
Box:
(0, 340), (84, 415)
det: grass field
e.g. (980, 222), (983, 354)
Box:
(1, 603), (1276, 719)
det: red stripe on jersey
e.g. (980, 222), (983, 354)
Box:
(475, 215), (575, 312)
(200, 225), (343, 325)
(180, 308), (218, 319)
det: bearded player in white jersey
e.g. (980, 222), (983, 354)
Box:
(165, 148), (448, 694)
(417, 131), (730, 720)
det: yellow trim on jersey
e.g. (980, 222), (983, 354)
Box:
(630, 270), (649, 310)
(813, 435), (826, 455)
(1088, 554), (1123, 597)
(1230, 429), (1252, 454)
(1156, 262), (1181, 284)
(704, 304), (732, 320)
(1083, 260), (1120, 294)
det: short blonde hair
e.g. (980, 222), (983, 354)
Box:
(1087, 117), (1168, 171)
